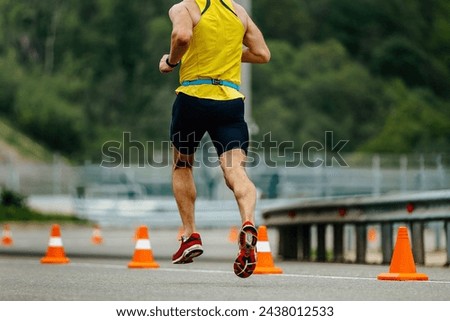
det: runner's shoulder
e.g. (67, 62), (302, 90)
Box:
(231, 1), (249, 29)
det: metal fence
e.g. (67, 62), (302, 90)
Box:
(1, 153), (449, 199)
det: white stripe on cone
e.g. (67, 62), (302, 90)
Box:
(135, 239), (151, 250)
(48, 237), (63, 247)
(257, 241), (271, 253)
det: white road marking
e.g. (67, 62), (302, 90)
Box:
(5, 258), (450, 285)
(69, 261), (450, 284)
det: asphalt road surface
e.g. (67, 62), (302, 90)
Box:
(1, 224), (449, 301)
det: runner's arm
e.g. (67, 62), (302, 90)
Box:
(159, 3), (193, 73)
(241, 15), (270, 64)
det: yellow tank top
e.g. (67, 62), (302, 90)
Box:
(175, 0), (245, 100)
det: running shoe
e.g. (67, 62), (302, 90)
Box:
(172, 232), (203, 264)
(233, 221), (258, 278)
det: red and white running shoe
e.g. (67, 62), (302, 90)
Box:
(172, 232), (203, 264)
(233, 221), (258, 278)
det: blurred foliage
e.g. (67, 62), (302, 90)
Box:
(0, 187), (88, 223)
(0, 204), (89, 223)
(1, 188), (25, 207)
(0, 115), (55, 162)
(253, 40), (389, 151)
(0, 0), (449, 163)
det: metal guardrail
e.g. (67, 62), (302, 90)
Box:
(261, 190), (450, 266)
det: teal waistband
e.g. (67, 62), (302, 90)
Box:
(181, 79), (240, 91)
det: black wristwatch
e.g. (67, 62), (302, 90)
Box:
(166, 58), (179, 68)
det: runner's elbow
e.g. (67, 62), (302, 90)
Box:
(255, 48), (270, 63)
(260, 49), (271, 63)
(172, 29), (192, 46)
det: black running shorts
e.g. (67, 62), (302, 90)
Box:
(170, 93), (249, 156)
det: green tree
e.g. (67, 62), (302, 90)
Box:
(0, 0), (449, 161)
(361, 81), (450, 153)
(253, 39), (388, 151)
(371, 35), (450, 98)
(0, 53), (21, 115)
(14, 72), (87, 156)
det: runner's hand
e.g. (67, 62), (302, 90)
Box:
(159, 54), (175, 73)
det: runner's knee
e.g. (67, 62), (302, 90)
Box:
(173, 158), (193, 169)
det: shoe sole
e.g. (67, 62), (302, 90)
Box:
(233, 249), (257, 278)
(239, 225), (258, 249)
(172, 244), (203, 264)
(234, 226), (258, 278)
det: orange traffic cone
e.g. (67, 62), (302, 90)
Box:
(377, 226), (428, 281)
(128, 225), (160, 269)
(228, 226), (238, 243)
(41, 224), (70, 264)
(91, 224), (103, 245)
(254, 225), (283, 274)
(2, 224), (13, 246)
